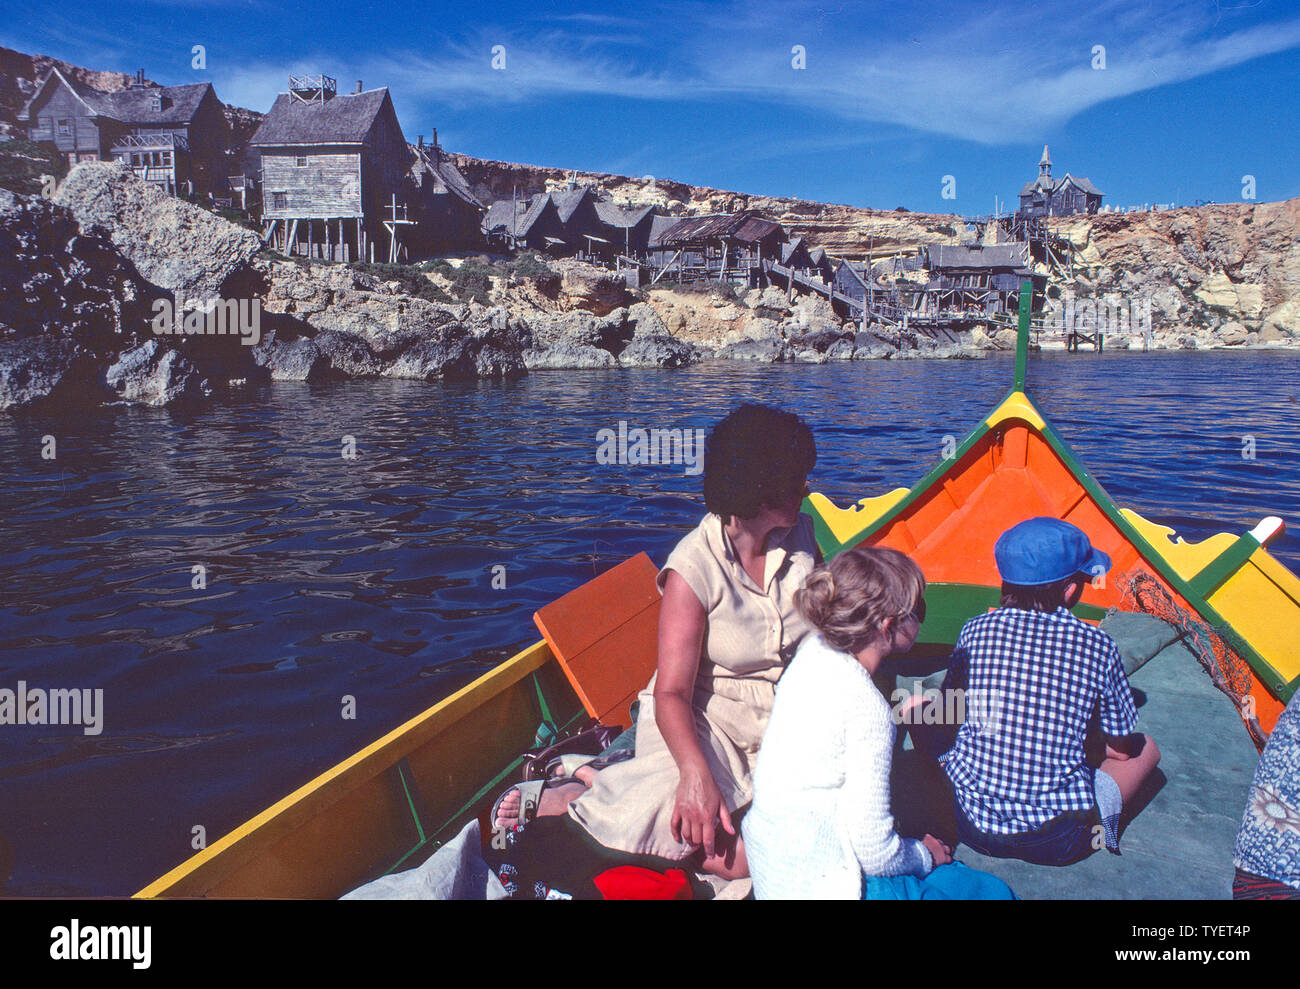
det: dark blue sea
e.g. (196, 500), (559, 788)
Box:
(1, 351), (1298, 895)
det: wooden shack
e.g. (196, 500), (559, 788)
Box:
(831, 259), (874, 308)
(251, 75), (412, 261)
(593, 201), (660, 262)
(648, 211), (785, 284)
(407, 134), (484, 251)
(922, 243), (1042, 317)
(483, 192), (566, 253)
(19, 67), (229, 197)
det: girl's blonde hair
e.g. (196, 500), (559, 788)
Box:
(795, 547), (926, 654)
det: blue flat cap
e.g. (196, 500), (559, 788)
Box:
(994, 517), (1111, 586)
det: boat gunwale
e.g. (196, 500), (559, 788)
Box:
(134, 638), (556, 898)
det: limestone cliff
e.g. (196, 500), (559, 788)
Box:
(1053, 201), (1300, 348)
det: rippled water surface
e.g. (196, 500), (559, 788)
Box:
(1, 351), (1298, 894)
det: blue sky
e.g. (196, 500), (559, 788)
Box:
(6, 0), (1300, 212)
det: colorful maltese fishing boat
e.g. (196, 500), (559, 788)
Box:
(137, 285), (1300, 899)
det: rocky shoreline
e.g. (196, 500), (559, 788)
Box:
(2, 162), (1297, 411)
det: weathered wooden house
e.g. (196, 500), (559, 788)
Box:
(1018, 145), (1103, 218)
(549, 186), (605, 256)
(483, 192), (566, 253)
(922, 243), (1042, 316)
(482, 185), (657, 259)
(648, 211), (786, 284)
(407, 134), (484, 251)
(831, 259), (875, 308)
(19, 67), (229, 197)
(781, 237), (834, 282)
(593, 201), (660, 261)
(251, 75), (412, 261)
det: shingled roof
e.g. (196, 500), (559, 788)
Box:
(18, 67), (214, 126)
(550, 186), (596, 223)
(928, 243), (1030, 270)
(411, 147), (482, 207)
(250, 88), (394, 146)
(483, 193), (553, 238)
(1019, 173), (1105, 198)
(654, 211), (784, 245)
(594, 201), (656, 228)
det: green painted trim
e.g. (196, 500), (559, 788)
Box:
(396, 758), (426, 844)
(918, 582), (1109, 646)
(1014, 280), (1031, 391)
(1188, 533), (1262, 600)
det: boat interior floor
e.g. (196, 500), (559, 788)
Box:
(890, 627), (1260, 900)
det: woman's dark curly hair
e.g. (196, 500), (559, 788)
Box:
(703, 404), (816, 521)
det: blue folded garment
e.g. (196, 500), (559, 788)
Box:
(863, 862), (1017, 900)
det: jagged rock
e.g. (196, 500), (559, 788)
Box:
(468, 306), (511, 336)
(1218, 321), (1250, 346)
(104, 339), (211, 405)
(794, 349), (828, 364)
(627, 302), (668, 337)
(824, 338), (855, 361)
(313, 330), (384, 376)
(791, 329), (850, 353)
(851, 332), (893, 360)
(618, 334), (697, 368)
(1193, 272), (1238, 309)
(993, 327), (1019, 349)
(383, 329), (475, 380)
(252, 333), (331, 381)
(0, 188), (155, 349)
(53, 162), (261, 301)
(716, 338), (787, 362)
(525, 310), (601, 348)
(524, 340), (618, 369)
(0, 338), (98, 410)
(550, 260), (632, 314)
(753, 286), (793, 318)
(742, 317), (782, 342)
(595, 308), (630, 340)
(303, 292), (457, 357)
(473, 344), (527, 378)
(1263, 300), (1299, 338)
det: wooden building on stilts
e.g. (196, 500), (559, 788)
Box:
(251, 75), (412, 262)
(648, 210), (785, 285)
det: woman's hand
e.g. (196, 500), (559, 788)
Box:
(922, 833), (953, 867)
(671, 764), (734, 857)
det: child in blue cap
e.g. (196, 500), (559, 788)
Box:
(930, 517), (1161, 865)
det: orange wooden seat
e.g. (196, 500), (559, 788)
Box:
(533, 552), (661, 728)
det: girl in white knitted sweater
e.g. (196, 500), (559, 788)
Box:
(744, 547), (952, 899)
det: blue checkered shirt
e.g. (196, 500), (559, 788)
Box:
(939, 606), (1138, 835)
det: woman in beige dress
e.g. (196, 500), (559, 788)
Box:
(492, 403), (819, 887)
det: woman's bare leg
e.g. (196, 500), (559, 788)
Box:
(699, 833), (748, 880)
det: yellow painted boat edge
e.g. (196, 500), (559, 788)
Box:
(134, 638), (553, 898)
(1120, 507), (1240, 582)
(986, 390), (1046, 431)
(806, 488), (910, 546)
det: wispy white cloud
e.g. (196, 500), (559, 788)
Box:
(14, 0), (1297, 151)
(297, 0), (1300, 144)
